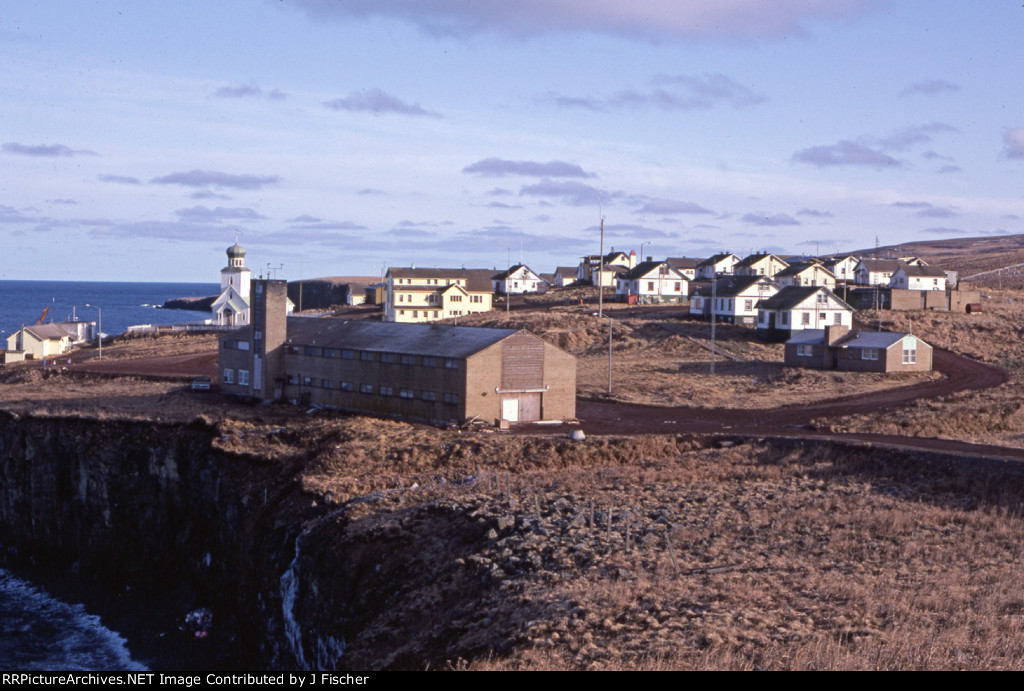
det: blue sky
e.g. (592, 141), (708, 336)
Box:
(3, 1), (1024, 282)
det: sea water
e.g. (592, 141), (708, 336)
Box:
(0, 281), (218, 669)
(0, 280), (219, 340)
(0, 569), (145, 671)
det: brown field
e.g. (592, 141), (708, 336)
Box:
(813, 288), (1024, 448)
(249, 417), (1024, 670)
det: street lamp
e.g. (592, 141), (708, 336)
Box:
(85, 304), (102, 359)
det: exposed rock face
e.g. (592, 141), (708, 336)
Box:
(0, 411), (312, 668)
(162, 295), (217, 312)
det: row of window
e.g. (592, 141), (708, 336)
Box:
(287, 345), (460, 369)
(222, 368), (250, 385)
(222, 339), (251, 351)
(287, 375), (459, 403)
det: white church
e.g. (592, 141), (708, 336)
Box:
(211, 242), (294, 326)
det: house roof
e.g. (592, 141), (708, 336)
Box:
(895, 264), (946, 278)
(757, 286), (852, 311)
(666, 257), (703, 269)
(735, 253), (787, 269)
(697, 252), (737, 268)
(285, 318), (521, 358)
(857, 259), (902, 273)
(833, 331), (917, 349)
(491, 264), (538, 281)
(23, 324), (74, 341)
(775, 262), (837, 279)
(693, 275), (775, 298)
(554, 266), (576, 275)
(387, 267), (494, 292)
(617, 261), (682, 281)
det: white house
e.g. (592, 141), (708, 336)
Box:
(691, 275), (778, 324)
(666, 257), (702, 281)
(854, 259), (902, 286)
(695, 253), (740, 280)
(824, 255), (859, 282)
(615, 261), (688, 303)
(734, 253), (789, 279)
(775, 262), (838, 289)
(890, 264), (947, 291)
(492, 264), (545, 294)
(756, 286), (854, 341)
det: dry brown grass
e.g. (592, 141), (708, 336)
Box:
(298, 433), (1024, 670)
(818, 289), (1024, 448)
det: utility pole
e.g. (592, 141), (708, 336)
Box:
(598, 215), (605, 318)
(608, 317), (613, 394)
(710, 277), (717, 375)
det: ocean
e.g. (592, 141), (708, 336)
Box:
(0, 280), (218, 670)
(0, 280), (220, 341)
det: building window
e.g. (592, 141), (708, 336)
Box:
(399, 388), (414, 399)
(674, 282), (681, 292)
(863, 348), (879, 361)
(422, 356), (439, 367)
(834, 313), (843, 325)
(450, 295), (462, 302)
(647, 281), (655, 292)
(238, 341), (250, 351)
(324, 348), (339, 358)
(796, 345), (812, 357)
(817, 293), (828, 304)
(255, 283), (263, 294)
(744, 299), (753, 311)
(303, 376), (313, 385)
(422, 391), (437, 401)
(360, 383), (374, 394)
(341, 381), (353, 392)
(254, 330), (263, 342)
(304, 346), (320, 357)
(287, 374), (297, 384)
(445, 359), (460, 369)
(342, 350), (355, 360)
(413, 311), (418, 318)
(444, 392), (459, 404)
(801, 312), (810, 326)
(781, 312), (789, 325)
(360, 351), (375, 362)
(903, 348), (917, 364)
(401, 354), (418, 366)
(381, 353), (397, 363)
(222, 368), (234, 384)
(322, 379), (335, 389)
(222, 340), (233, 350)
(380, 385), (393, 396)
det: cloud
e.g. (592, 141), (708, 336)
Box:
(586, 223), (678, 239)
(792, 140), (901, 168)
(89, 219), (224, 241)
(463, 158), (595, 178)
(3, 142), (96, 157)
(900, 79), (959, 97)
(937, 165), (961, 174)
(212, 83), (286, 100)
(890, 201), (931, 209)
(287, 219), (368, 231)
(150, 170), (280, 190)
(257, 228), (362, 246)
(324, 89), (440, 117)
(551, 73), (765, 112)
(287, 0), (880, 42)
(914, 206), (959, 219)
(635, 197), (713, 215)
(796, 208), (833, 218)
(357, 188), (383, 195)
(98, 174), (141, 185)
(741, 212), (800, 226)
(487, 201), (522, 209)
(1002, 128), (1024, 159)
(0, 205), (37, 224)
(175, 206), (267, 222)
(49, 199), (76, 205)
(518, 179), (604, 206)
(872, 122), (957, 151)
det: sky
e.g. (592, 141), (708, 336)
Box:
(3, 1), (1024, 283)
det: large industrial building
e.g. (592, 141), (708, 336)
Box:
(219, 280), (576, 425)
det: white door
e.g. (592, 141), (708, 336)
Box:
(502, 398), (519, 422)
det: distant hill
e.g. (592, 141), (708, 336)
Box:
(847, 233), (1024, 289)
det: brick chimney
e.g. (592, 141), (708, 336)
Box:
(824, 324), (850, 344)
